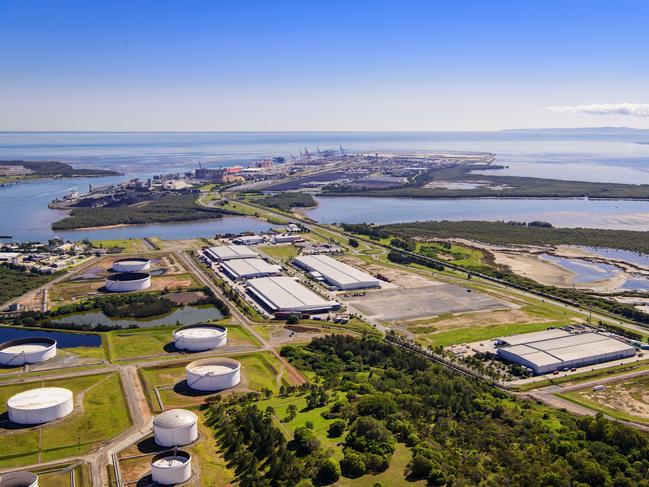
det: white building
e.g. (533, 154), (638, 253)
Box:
(233, 235), (265, 245)
(151, 450), (192, 485)
(186, 358), (241, 391)
(496, 331), (636, 375)
(173, 324), (227, 352)
(153, 409), (199, 447)
(293, 254), (380, 290)
(221, 258), (281, 281)
(272, 234), (301, 244)
(7, 387), (74, 425)
(105, 272), (151, 292)
(205, 245), (258, 262)
(0, 337), (57, 366)
(246, 276), (339, 314)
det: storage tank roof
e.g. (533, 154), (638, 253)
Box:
(174, 326), (225, 339)
(154, 409), (198, 429)
(7, 387), (72, 410)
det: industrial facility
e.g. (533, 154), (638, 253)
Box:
(220, 258), (282, 281)
(0, 337), (57, 366)
(7, 387), (74, 425)
(151, 450), (192, 485)
(246, 276), (339, 314)
(153, 409), (199, 447)
(173, 324), (227, 352)
(105, 272), (151, 292)
(186, 357), (241, 391)
(496, 330), (636, 375)
(0, 471), (38, 487)
(205, 245), (258, 262)
(293, 254), (380, 290)
(112, 257), (151, 273)
(233, 235), (265, 245)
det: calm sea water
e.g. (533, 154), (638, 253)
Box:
(3, 129), (649, 241)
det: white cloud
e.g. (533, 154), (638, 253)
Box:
(547, 102), (649, 117)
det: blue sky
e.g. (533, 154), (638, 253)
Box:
(1, 0), (649, 131)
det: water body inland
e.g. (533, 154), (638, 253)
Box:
(307, 196), (649, 231)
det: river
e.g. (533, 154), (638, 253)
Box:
(3, 129), (649, 240)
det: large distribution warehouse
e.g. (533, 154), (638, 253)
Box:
(496, 330), (636, 375)
(246, 276), (339, 314)
(221, 258), (282, 281)
(293, 254), (380, 290)
(205, 245), (258, 262)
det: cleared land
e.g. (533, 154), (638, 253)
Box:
(139, 351), (300, 412)
(558, 374), (649, 424)
(0, 373), (131, 467)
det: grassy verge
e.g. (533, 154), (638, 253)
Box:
(0, 373), (131, 467)
(258, 244), (300, 261)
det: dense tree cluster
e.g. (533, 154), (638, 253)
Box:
(257, 192), (317, 212)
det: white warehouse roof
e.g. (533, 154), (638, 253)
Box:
(293, 254), (380, 290)
(246, 276), (338, 313)
(206, 245), (258, 261)
(221, 258), (282, 280)
(497, 332), (635, 375)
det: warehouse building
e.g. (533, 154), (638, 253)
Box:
(246, 276), (339, 314)
(496, 331), (636, 375)
(233, 235), (265, 245)
(205, 245), (258, 262)
(221, 258), (282, 281)
(293, 254), (380, 290)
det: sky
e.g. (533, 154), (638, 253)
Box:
(1, 0), (649, 132)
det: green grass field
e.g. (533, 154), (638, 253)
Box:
(107, 323), (260, 361)
(258, 244), (300, 261)
(0, 373), (131, 467)
(139, 351), (297, 411)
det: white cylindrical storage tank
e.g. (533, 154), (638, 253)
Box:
(112, 258), (151, 273)
(0, 337), (57, 366)
(7, 387), (73, 425)
(153, 409), (198, 447)
(105, 272), (151, 292)
(173, 324), (227, 352)
(185, 358), (241, 391)
(151, 450), (192, 485)
(0, 471), (38, 487)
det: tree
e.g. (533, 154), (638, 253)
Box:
(328, 419), (346, 438)
(340, 451), (366, 478)
(407, 455), (434, 480)
(291, 426), (320, 455)
(284, 404), (298, 422)
(356, 393), (397, 419)
(287, 313), (300, 325)
(348, 238), (359, 248)
(345, 416), (395, 457)
(317, 458), (341, 484)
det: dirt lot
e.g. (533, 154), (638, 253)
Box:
(344, 284), (507, 322)
(403, 308), (554, 332)
(339, 255), (439, 289)
(578, 375), (649, 419)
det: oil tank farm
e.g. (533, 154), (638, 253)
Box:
(7, 387), (73, 425)
(0, 337), (57, 366)
(105, 272), (151, 292)
(496, 330), (636, 375)
(0, 471), (38, 487)
(293, 254), (380, 290)
(112, 257), (151, 273)
(173, 324), (227, 352)
(205, 245), (258, 262)
(153, 409), (199, 447)
(186, 357), (241, 391)
(246, 276), (339, 314)
(151, 450), (192, 485)
(220, 258), (281, 281)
